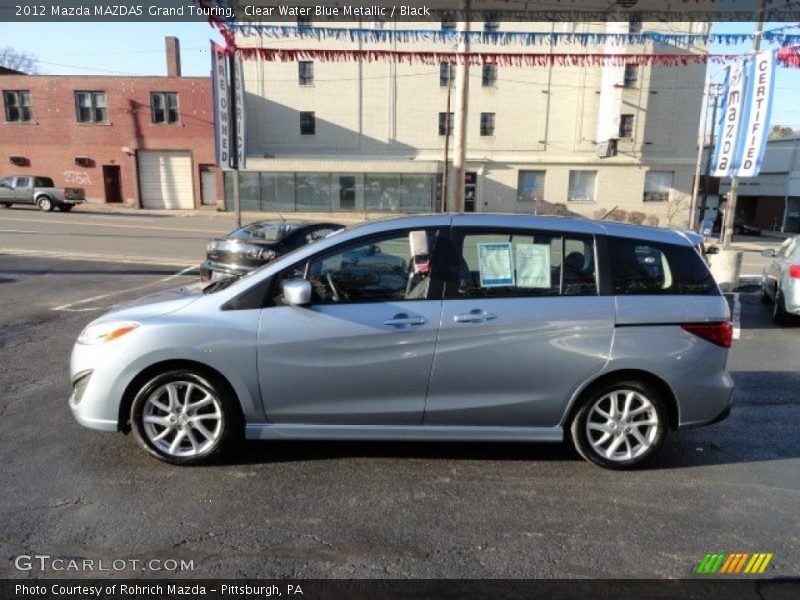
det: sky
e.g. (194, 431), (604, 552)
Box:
(2, 19), (800, 128)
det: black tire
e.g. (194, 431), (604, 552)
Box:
(130, 369), (242, 465)
(760, 282), (771, 304)
(570, 380), (668, 470)
(1, 203), (11, 208)
(58, 204), (73, 212)
(773, 290), (791, 325)
(37, 196), (54, 212)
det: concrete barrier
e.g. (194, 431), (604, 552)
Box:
(708, 250), (743, 292)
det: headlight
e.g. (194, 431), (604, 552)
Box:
(77, 321), (140, 345)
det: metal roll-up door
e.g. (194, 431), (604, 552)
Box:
(138, 151), (194, 209)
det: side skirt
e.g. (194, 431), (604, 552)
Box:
(245, 423), (564, 443)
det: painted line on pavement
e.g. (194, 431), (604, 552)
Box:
(732, 293), (741, 340)
(1, 248), (199, 267)
(52, 266), (196, 313)
(1, 215), (227, 234)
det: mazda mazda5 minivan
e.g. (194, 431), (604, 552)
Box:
(69, 214), (733, 469)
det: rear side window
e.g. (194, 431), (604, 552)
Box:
(608, 237), (717, 295)
(34, 177), (54, 187)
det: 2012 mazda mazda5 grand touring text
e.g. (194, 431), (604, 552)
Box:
(69, 214), (733, 469)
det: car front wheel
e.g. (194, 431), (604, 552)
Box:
(570, 381), (667, 469)
(37, 197), (54, 211)
(130, 369), (241, 465)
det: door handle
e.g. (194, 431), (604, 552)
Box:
(454, 309), (497, 324)
(383, 313), (427, 327)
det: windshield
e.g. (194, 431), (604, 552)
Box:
(229, 222), (301, 242)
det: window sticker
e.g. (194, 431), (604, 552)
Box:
(478, 243), (515, 287)
(515, 243), (551, 288)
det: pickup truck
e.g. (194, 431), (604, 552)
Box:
(0, 175), (85, 212)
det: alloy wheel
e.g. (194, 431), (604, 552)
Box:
(585, 389), (659, 462)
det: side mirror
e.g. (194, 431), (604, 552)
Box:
(283, 279), (312, 306)
(705, 245), (720, 255)
(761, 249), (777, 258)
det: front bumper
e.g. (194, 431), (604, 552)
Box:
(199, 259), (255, 281)
(68, 341), (131, 432)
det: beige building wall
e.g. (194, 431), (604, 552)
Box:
(238, 19), (707, 227)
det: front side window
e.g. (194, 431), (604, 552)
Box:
(300, 111), (316, 135)
(3, 90), (32, 122)
(643, 171), (674, 202)
(272, 230), (438, 305)
(568, 170), (597, 202)
(480, 112), (495, 136)
(455, 230), (596, 298)
(75, 91), (107, 123)
(150, 92), (178, 124)
(608, 237), (717, 296)
(298, 61), (314, 85)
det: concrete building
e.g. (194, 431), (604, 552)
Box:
(232, 18), (707, 226)
(719, 137), (800, 234)
(1, 38), (220, 209)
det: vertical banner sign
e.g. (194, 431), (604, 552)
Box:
(711, 59), (748, 177)
(211, 42), (231, 170)
(737, 50), (776, 177)
(234, 55), (247, 170)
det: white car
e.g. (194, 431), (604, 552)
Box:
(761, 235), (800, 324)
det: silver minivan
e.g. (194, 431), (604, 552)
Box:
(69, 215), (733, 469)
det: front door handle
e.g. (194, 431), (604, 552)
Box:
(454, 309), (497, 324)
(384, 313), (427, 328)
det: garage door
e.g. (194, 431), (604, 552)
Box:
(138, 151), (194, 209)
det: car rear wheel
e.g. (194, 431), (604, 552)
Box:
(37, 197), (53, 212)
(760, 282), (771, 304)
(130, 369), (241, 465)
(773, 290), (792, 325)
(570, 380), (667, 469)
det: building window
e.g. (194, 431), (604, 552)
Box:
(150, 92), (178, 124)
(480, 112), (495, 136)
(300, 111), (316, 135)
(628, 15), (643, 34)
(643, 171), (674, 202)
(74, 91), (107, 123)
(297, 15), (312, 28)
(517, 171), (546, 204)
(299, 61), (314, 85)
(439, 112), (454, 136)
(482, 64), (497, 87)
(441, 14), (456, 31)
(623, 64), (639, 87)
(484, 15), (499, 33)
(619, 114), (635, 139)
(568, 170), (597, 202)
(440, 62), (453, 87)
(3, 90), (32, 122)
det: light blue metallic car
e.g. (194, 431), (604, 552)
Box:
(69, 215), (733, 469)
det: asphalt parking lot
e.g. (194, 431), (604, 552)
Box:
(1, 253), (798, 579)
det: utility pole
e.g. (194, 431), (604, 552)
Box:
(700, 86), (720, 227)
(689, 77), (711, 230)
(441, 65), (453, 213)
(449, 0), (470, 212)
(722, 0), (767, 247)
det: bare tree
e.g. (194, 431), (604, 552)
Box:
(0, 47), (38, 73)
(665, 195), (690, 228)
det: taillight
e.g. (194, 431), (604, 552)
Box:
(681, 322), (733, 349)
(789, 264), (800, 279)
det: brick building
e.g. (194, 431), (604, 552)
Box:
(1, 38), (220, 209)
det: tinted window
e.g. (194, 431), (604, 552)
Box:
(456, 230), (596, 298)
(272, 230), (437, 305)
(608, 237), (717, 296)
(230, 222), (300, 242)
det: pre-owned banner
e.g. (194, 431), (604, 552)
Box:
(211, 41), (246, 170)
(712, 59), (748, 177)
(736, 51), (776, 177)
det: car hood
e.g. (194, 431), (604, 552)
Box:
(97, 281), (206, 322)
